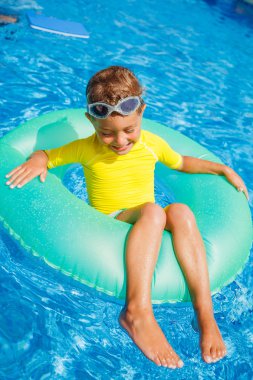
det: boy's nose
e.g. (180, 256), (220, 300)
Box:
(114, 134), (127, 146)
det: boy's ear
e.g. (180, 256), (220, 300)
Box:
(85, 112), (94, 124)
(141, 103), (147, 114)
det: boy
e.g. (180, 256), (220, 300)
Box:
(6, 66), (248, 369)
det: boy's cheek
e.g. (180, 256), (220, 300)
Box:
(132, 130), (141, 142)
(99, 135), (113, 145)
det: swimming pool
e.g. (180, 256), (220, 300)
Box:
(1, 0), (252, 378)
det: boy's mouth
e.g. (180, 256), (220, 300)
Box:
(111, 142), (132, 152)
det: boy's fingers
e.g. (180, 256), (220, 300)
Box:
(237, 186), (249, 201)
(6, 165), (23, 178)
(14, 173), (37, 189)
(242, 186), (249, 200)
(19, 172), (45, 188)
(244, 188), (249, 201)
(40, 171), (47, 182)
(9, 170), (32, 189)
(6, 166), (27, 185)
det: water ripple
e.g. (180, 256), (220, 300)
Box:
(1, 0), (253, 378)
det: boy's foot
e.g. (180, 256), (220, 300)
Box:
(119, 307), (184, 369)
(198, 314), (227, 363)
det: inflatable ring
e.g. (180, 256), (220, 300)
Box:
(0, 109), (252, 303)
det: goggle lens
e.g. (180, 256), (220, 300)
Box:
(120, 97), (139, 113)
(90, 104), (109, 118)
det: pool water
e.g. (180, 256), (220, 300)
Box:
(1, 0), (253, 379)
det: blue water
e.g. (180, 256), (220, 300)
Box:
(1, 0), (253, 378)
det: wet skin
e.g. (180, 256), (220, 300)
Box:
(85, 108), (227, 367)
(6, 106), (248, 368)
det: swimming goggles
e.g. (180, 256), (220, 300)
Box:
(87, 96), (143, 119)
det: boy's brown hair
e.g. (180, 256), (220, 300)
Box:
(86, 66), (145, 114)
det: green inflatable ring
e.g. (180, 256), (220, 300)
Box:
(0, 109), (252, 303)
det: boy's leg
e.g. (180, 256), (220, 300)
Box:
(164, 203), (227, 363)
(116, 203), (184, 369)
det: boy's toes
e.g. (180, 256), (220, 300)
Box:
(203, 346), (226, 363)
(210, 347), (217, 361)
(217, 347), (227, 360)
(166, 355), (183, 369)
(217, 349), (224, 359)
(211, 347), (224, 362)
(153, 354), (162, 367)
(157, 354), (166, 367)
(166, 356), (176, 369)
(161, 353), (174, 368)
(160, 357), (168, 367)
(202, 347), (212, 363)
(158, 352), (179, 369)
(203, 354), (212, 363)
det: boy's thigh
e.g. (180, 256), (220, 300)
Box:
(115, 202), (168, 225)
(115, 204), (145, 224)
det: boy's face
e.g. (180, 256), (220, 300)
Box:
(85, 104), (146, 155)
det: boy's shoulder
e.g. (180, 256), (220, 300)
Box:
(71, 133), (97, 147)
(80, 132), (96, 142)
(61, 133), (97, 157)
(141, 129), (168, 146)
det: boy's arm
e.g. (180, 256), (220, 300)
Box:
(5, 138), (85, 189)
(178, 156), (249, 200)
(6, 150), (48, 189)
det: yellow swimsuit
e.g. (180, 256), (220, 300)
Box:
(45, 129), (182, 215)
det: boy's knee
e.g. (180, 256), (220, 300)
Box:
(165, 203), (195, 228)
(141, 202), (166, 227)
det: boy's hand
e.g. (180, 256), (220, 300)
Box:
(223, 167), (249, 201)
(5, 150), (48, 189)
